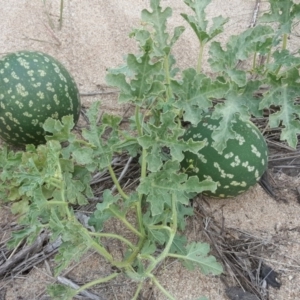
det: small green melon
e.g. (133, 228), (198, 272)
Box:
(181, 114), (268, 198)
(0, 51), (81, 145)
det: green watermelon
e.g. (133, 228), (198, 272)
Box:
(181, 114), (268, 198)
(0, 51), (81, 145)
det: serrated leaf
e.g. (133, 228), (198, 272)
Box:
(260, 0), (300, 34)
(141, 0), (172, 54)
(259, 70), (300, 148)
(141, 240), (157, 256)
(44, 115), (75, 142)
(96, 190), (120, 212)
(209, 25), (274, 85)
(137, 161), (216, 215)
(182, 0), (228, 44)
(47, 284), (74, 300)
(72, 147), (94, 165)
(138, 110), (205, 171)
(178, 242), (223, 275)
(81, 102), (114, 169)
(170, 233), (188, 255)
(172, 69), (226, 124)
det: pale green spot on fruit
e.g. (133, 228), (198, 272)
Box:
(51, 112), (59, 118)
(235, 133), (245, 145)
(230, 155), (241, 167)
(37, 91), (45, 99)
(46, 104), (51, 110)
(17, 57), (30, 69)
(247, 165), (255, 172)
(230, 181), (247, 187)
(38, 70), (46, 77)
(15, 100), (24, 109)
(0, 117), (6, 125)
(251, 128), (260, 139)
(27, 70), (34, 76)
(224, 152), (234, 159)
(46, 82), (55, 92)
(28, 100), (33, 107)
(213, 162), (234, 179)
(6, 125), (11, 131)
(251, 145), (261, 158)
(11, 71), (20, 80)
(16, 83), (29, 97)
(53, 94), (59, 105)
(31, 119), (39, 126)
(23, 112), (33, 117)
(207, 124), (217, 130)
(3, 78), (9, 83)
(0, 101), (5, 108)
(32, 82), (41, 88)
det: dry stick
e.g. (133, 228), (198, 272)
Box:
(80, 90), (119, 96)
(57, 276), (104, 300)
(0, 233), (48, 277)
(111, 156), (133, 193)
(249, 0), (261, 28)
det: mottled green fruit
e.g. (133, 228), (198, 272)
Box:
(0, 51), (81, 145)
(181, 114), (268, 198)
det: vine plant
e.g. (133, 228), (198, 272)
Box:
(1, 0), (300, 299)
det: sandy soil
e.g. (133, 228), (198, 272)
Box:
(1, 0), (300, 299)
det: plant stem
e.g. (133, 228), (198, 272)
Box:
(197, 43), (205, 73)
(135, 106), (143, 136)
(282, 33), (288, 50)
(116, 234), (146, 268)
(275, 33), (288, 75)
(132, 282), (144, 300)
(109, 206), (143, 238)
(152, 275), (176, 300)
(252, 51), (257, 70)
(144, 194), (177, 275)
(73, 272), (119, 296)
(59, 0), (64, 30)
(89, 232), (135, 249)
(107, 164), (129, 200)
(164, 55), (173, 100)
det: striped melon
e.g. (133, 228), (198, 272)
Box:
(181, 114), (268, 198)
(0, 51), (81, 145)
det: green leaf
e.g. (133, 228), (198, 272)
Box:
(63, 172), (88, 205)
(179, 242), (223, 275)
(170, 234), (188, 255)
(96, 189), (120, 212)
(182, 0), (228, 44)
(138, 161), (216, 215)
(47, 284), (74, 300)
(259, 69), (300, 148)
(88, 190), (121, 231)
(260, 0), (300, 34)
(172, 69), (226, 124)
(141, 240), (156, 256)
(81, 102), (115, 169)
(208, 25), (274, 85)
(138, 110), (206, 171)
(141, 0), (172, 54)
(44, 115), (75, 142)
